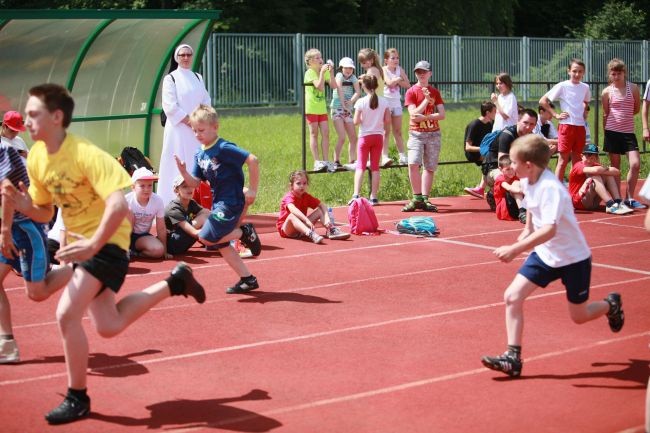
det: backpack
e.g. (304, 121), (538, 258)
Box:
(118, 146), (154, 176)
(395, 216), (440, 237)
(347, 197), (379, 235)
(479, 126), (515, 157)
(160, 72), (201, 127)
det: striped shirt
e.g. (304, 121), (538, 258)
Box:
(605, 82), (636, 133)
(0, 143), (30, 222)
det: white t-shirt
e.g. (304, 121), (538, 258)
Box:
(521, 169), (591, 267)
(639, 178), (650, 202)
(354, 94), (388, 137)
(47, 208), (65, 242)
(1, 135), (28, 164)
(125, 191), (165, 234)
(492, 92), (518, 132)
(544, 80), (591, 126)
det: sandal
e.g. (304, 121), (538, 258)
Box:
(402, 200), (419, 212)
(421, 201), (438, 212)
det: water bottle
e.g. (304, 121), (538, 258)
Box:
(327, 207), (335, 225)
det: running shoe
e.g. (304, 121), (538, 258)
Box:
(623, 199), (647, 209)
(604, 292), (624, 332)
(481, 351), (522, 377)
(0, 339), (19, 364)
(327, 226), (350, 240)
(464, 186), (484, 199)
(240, 223), (262, 256)
(226, 275), (259, 294)
(45, 393), (91, 425)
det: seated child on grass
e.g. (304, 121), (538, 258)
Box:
(125, 167), (170, 259)
(493, 155), (526, 224)
(568, 143), (633, 215)
(164, 175), (211, 255)
(277, 170), (350, 244)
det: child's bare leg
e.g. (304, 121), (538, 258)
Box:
(555, 152), (570, 181)
(282, 214), (312, 237)
(219, 244), (252, 278)
(319, 121), (330, 162)
(626, 150), (641, 198)
(408, 164), (422, 194)
(332, 118), (346, 162)
(504, 274), (539, 346)
(308, 122), (321, 161)
(593, 175), (616, 202)
(391, 115), (406, 154)
(345, 123), (357, 162)
(422, 169), (435, 198)
(88, 280), (170, 338)
(135, 236), (165, 259)
(609, 152), (622, 195)
(382, 122), (392, 158)
(0, 266), (13, 336)
(566, 299), (609, 324)
(370, 170), (380, 199)
(25, 265), (74, 302)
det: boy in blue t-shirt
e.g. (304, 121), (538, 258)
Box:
(175, 104), (261, 294)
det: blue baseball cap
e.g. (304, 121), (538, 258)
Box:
(582, 143), (599, 154)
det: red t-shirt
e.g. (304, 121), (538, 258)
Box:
(568, 160), (601, 208)
(404, 85), (444, 132)
(276, 190), (321, 234)
(493, 173), (519, 221)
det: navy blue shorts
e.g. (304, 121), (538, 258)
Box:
(199, 201), (244, 245)
(518, 252), (591, 304)
(0, 220), (48, 282)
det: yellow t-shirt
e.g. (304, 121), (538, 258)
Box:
(27, 133), (132, 251)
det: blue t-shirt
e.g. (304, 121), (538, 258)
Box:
(0, 143), (29, 222)
(192, 137), (250, 207)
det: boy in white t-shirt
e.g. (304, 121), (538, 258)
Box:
(125, 167), (170, 259)
(539, 58), (591, 182)
(481, 134), (624, 378)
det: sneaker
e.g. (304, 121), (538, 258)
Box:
(402, 199), (420, 212)
(623, 199), (647, 209)
(370, 198), (379, 206)
(226, 275), (259, 294)
(604, 292), (624, 333)
(343, 162), (357, 171)
(518, 210), (527, 225)
(464, 186), (484, 199)
(486, 191), (496, 211)
(170, 262), (206, 304)
(45, 393), (91, 425)
(421, 200), (438, 212)
(307, 230), (324, 244)
(606, 202), (633, 215)
(398, 153), (408, 165)
(327, 161), (340, 173)
(347, 194), (360, 205)
(0, 339), (20, 364)
(240, 223), (261, 256)
(313, 160), (327, 172)
(327, 225), (350, 240)
(481, 352), (523, 377)
(381, 155), (393, 168)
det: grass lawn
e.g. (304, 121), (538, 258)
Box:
(215, 107), (649, 214)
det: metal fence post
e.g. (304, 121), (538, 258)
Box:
(452, 35), (460, 102)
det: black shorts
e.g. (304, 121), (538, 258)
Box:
(505, 192), (519, 219)
(167, 229), (197, 255)
(47, 238), (60, 265)
(518, 252), (591, 304)
(481, 161), (498, 176)
(603, 130), (639, 154)
(130, 232), (153, 251)
(465, 151), (482, 166)
(76, 243), (129, 293)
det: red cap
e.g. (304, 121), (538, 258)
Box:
(3, 111), (26, 132)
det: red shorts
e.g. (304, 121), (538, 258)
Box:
(558, 124), (586, 155)
(305, 114), (328, 124)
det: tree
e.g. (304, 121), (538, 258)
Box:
(574, 0), (648, 40)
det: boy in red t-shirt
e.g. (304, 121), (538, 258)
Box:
(568, 143), (633, 215)
(493, 155), (526, 223)
(402, 60), (445, 212)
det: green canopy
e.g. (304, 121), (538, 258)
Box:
(0, 9), (221, 167)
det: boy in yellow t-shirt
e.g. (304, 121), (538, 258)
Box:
(9, 83), (206, 425)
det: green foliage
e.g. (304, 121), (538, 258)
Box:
(574, 1), (648, 40)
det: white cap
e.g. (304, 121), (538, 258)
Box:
(413, 60), (431, 72)
(172, 175), (187, 189)
(338, 57), (355, 69)
(131, 167), (158, 183)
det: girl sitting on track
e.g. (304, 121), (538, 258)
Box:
(276, 170), (349, 244)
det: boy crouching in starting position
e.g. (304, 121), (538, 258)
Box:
(481, 134), (624, 377)
(11, 83), (206, 424)
(175, 104), (262, 294)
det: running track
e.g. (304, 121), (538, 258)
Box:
(0, 190), (648, 433)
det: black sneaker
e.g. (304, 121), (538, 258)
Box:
(45, 394), (90, 425)
(226, 275), (259, 294)
(170, 262), (206, 304)
(605, 292), (624, 332)
(240, 223), (261, 257)
(518, 209), (527, 224)
(481, 352), (522, 377)
(486, 191), (496, 212)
